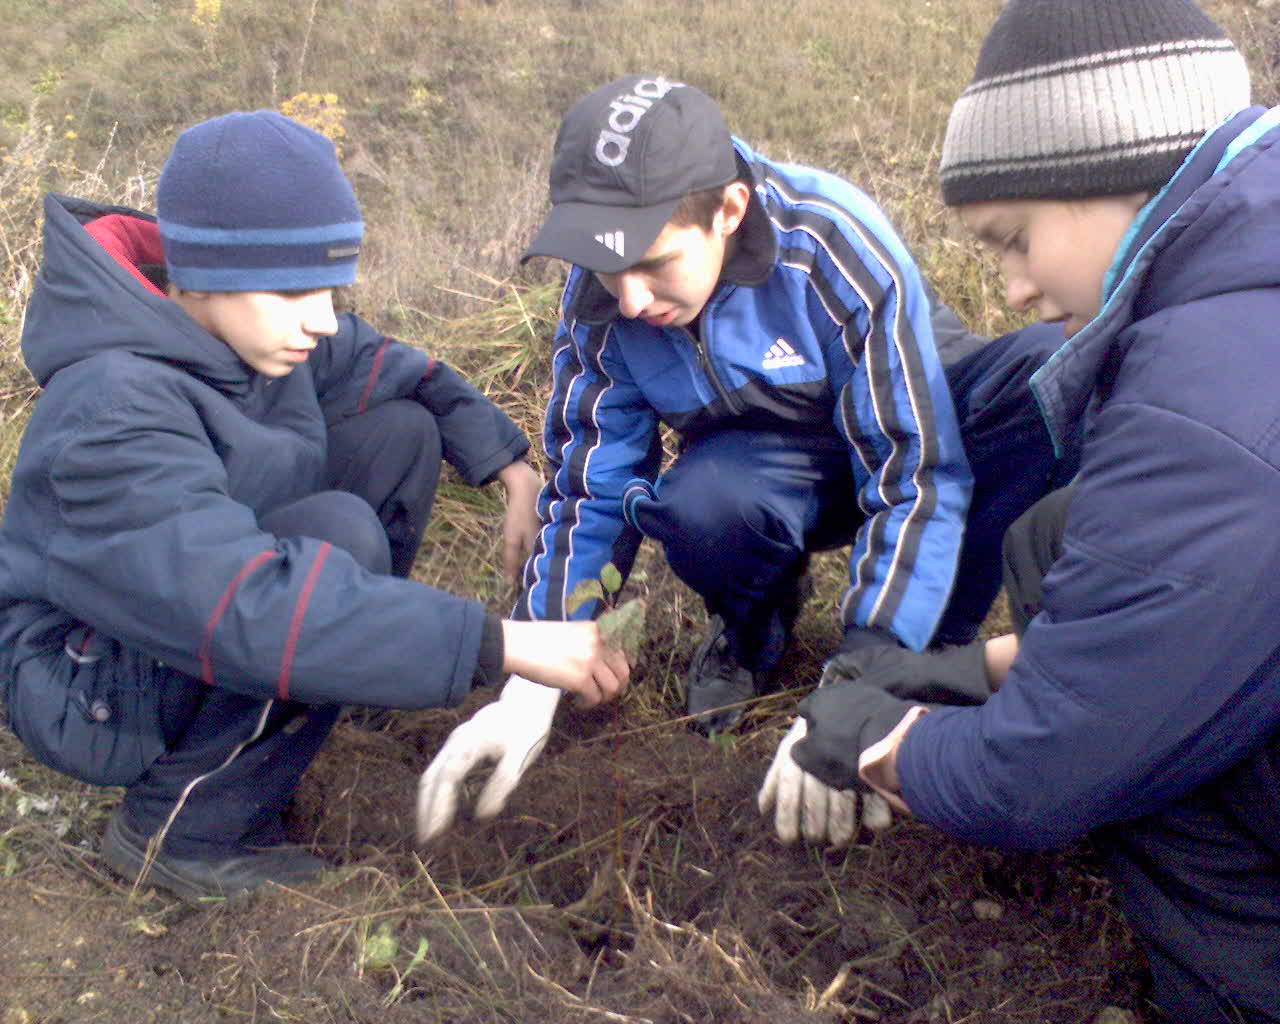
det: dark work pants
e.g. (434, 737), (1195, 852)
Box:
(121, 400), (442, 858)
(1002, 486), (1280, 1023)
(630, 322), (1078, 670)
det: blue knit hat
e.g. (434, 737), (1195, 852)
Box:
(157, 110), (363, 292)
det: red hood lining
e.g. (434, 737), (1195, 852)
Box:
(84, 214), (167, 298)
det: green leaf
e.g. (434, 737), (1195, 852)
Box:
(597, 597), (647, 663)
(383, 938), (430, 1007)
(405, 937), (429, 973)
(566, 578), (605, 615)
(711, 731), (737, 754)
(600, 562), (623, 596)
(361, 922), (399, 970)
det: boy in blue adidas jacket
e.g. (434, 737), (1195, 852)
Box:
(418, 74), (1072, 840)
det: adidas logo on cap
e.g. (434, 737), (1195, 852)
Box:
(595, 231), (625, 257)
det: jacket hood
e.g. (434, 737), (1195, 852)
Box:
(1030, 105), (1280, 452)
(21, 193), (252, 393)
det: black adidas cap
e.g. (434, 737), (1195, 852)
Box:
(522, 75), (738, 273)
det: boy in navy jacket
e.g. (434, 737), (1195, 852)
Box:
(0, 111), (628, 900)
(791, 1), (1280, 1018)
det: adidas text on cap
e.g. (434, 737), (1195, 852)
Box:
(522, 75), (738, 273)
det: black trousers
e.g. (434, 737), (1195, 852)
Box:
(1003, 487), (1280, 1023)
(629, 322), (1078, 670)
(120, 400), (442, 858)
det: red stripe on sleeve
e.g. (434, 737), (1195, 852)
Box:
(200, 550), (280, 686)
(356, 340), (391, 414)
(275, 543), (333, 701)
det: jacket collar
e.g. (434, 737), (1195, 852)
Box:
(1029, 105), (1274, 454)
(23, 194), (255, 395)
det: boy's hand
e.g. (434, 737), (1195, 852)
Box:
(791, 678), (919, 790)
(417, 615), (634, 842)
(758, 717), (892, 847)
(417, 674), (560, 842)
(825, 638), (992, 706)
(500, 619), (630, 708)
(496, 459), (544, 585)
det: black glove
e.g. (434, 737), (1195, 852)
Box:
(791, 676), (917, 790)
(825, 634), (991, 707)
(822, 626), (905, 682)
(837, 624), (902, 655)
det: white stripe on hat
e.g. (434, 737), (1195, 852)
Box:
(594, 231), (625, 257)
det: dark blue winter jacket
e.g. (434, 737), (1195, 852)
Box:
(515, 139), (973, 651)
(0, 194), (527, 718)
(900, 106), (1280, 848)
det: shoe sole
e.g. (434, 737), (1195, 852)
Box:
(100, 816), (231, 901)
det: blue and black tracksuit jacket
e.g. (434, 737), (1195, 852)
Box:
(514, 138), (973, 652)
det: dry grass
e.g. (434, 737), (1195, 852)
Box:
(1, 1), (1277, 1022)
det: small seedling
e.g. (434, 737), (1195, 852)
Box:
(383, 937), (429, 1008)
(566, 561), (647, 662)
(359, 920), (400, 971)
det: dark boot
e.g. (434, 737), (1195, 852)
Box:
(685, 614), (761, 734)
(100, 811), (327, 902)
(686, 567), (814, 734)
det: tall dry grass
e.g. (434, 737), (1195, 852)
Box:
(5, 0), (1272, 352)
(1, 0), (1274, 628)
(1, 0), (1274, 609)
(2, 0), (1008, 322)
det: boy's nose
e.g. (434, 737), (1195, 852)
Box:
(615, 275), (653, 320)
(1005, 274), (1039, 313)
(302, 291), (339, 337)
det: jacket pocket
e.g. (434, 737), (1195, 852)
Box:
(8, 627), (169, 787)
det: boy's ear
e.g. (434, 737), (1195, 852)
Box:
(717, 181), (752, 237)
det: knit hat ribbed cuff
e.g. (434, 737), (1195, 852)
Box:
(158, 220), (364, 292)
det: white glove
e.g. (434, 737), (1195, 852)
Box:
(758, 717), (892, 848)
(416, 674), (562, 843)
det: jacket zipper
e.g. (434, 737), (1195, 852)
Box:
(681, 294), (743, 416)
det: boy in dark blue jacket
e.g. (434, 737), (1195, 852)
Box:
(0, 111), (629, 901)
(417, 74), (1076, 841)
(789, 1), (1280, 1018)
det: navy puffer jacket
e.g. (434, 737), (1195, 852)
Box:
(0, 194), (527, 714)
(900, 107), (1280, 848)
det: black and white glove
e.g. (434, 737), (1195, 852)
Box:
(790, 676), (920, 790)
(755, 626), (902, 847)
(758, 717), (892, 847)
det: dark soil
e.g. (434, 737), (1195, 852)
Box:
(1, 634), (1160, 1023)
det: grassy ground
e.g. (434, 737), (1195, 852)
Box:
(1, 1), (1277, 1021)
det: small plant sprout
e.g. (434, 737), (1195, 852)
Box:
(566, 561), (647, 663)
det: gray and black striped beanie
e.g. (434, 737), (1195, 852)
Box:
(940, 0), (1251, 206)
